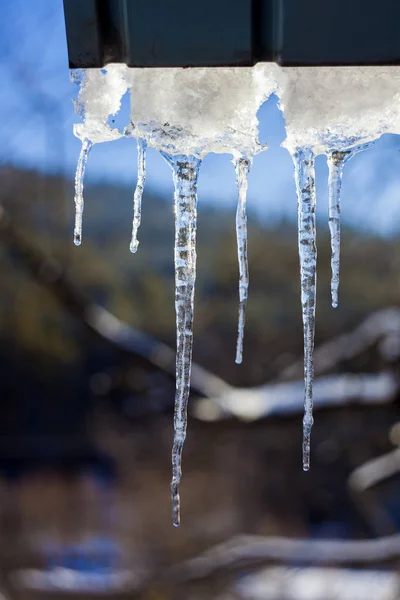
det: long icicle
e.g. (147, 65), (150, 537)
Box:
(234, 157), (251, 365)
(130, 138), (147, 253)
(163, 153), (201, 527)
(293, 147), (317, 472)
(73, 138), (92, 246)
(327, 143), (373, 308)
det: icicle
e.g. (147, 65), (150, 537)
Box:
(130, 139), (147, 253)
(162, 153), (201, 527)
(234, 157), (251, 365)
(327, 143), (374, 308)
(73, 138), (92, 246)
(293, 147), (317, 472)
(327, 150), (350, 308)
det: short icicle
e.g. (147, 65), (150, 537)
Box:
(327, 143), (373, 308)
(162, 153), (201, 527)
(327, 150), (350, 308)
(73, 138), (92, 246)
(293, 147), (317, 472)
(234, 157), (251, 365)
(130, 138), (147, 253)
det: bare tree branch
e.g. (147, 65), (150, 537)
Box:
(169, 533), (400, 582)
(281, 308), (400, 380)
(194, 371), (398, 422)
(0, 202), (228, 399)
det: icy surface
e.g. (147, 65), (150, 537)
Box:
(162, 154), (201, 527)
(293, 148), (317, 471)
(130, 139), (147, 253)
(234, 157), (251, 365)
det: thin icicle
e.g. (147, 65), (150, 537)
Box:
(327, 150), (350, 308)
(327, 142), (374, 308)
(163, 153), (201, 527)
(130, 138), (147, 253)
(234, 157), (251, 365)
(293, 147), (317, 472)
(73, 138), (92, 246)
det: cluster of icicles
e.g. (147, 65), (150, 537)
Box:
(71, 64), (400, 526)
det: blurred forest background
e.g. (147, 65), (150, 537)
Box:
(0, 1), (400, 599)
(1, 165), (400, 598)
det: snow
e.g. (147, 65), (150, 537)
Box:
(73, 65), (400, 155)
(128, 64), (280, 158)
(280, 67), (400, 154)
(73, 66), (129, 144)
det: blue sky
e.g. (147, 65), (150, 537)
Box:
(2, 0), (400, 235)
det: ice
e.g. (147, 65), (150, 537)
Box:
(130, 139), (147, 253)
(327, 143), (374, 308)
(73, 139), (92, 246)
(292, 147), (317, 471)
(69, 63), (400, 518)
(327, 150), (348, 309)
(162, 153), (201, 527)
(234, 157), (251, 365)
